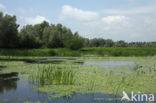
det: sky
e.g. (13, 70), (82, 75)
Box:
(0, 0), (156, 42)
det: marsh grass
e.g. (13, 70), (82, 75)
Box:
(25, 62), (156, 98)
(31, 66), (77, 86)
(0, 49), (56, 56)
(1, 56), (156, 98)
(0, 47), (156, 56)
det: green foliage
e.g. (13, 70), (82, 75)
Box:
(18, 21), (84, 49)
(0, 12), (19, 48)
(19, 25), (42, 48)
(64, 32), (84, 50)
(1, 56), (156, 98)
(19, 21), (49, 48)
(31, 66), (76, 86)
(115, 40), (128, 47)
(0, 49), (55, 56)
(0, 47), (156, 56)
(0, 12), (156, 50)
(43, 24), (64, 48)
(87, 38), (114, 47)
(80, 47), (156, 56)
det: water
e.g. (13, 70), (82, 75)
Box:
(0, 72), (153, 103)
(0, 73), (121, 103)
(0, 58), (155, 103)
(84, 61), (140, 67)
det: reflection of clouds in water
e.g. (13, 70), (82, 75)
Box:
(0, 72), (124, 103)
(84, 61), (141, 67)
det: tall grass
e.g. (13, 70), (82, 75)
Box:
(0, 47), (156, 56)
(81, 47), (156, 56)
(31, 66), (76, 86)
(0, 49), (55, 56)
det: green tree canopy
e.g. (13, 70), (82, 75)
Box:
(0, 12), (19, 48)
(64, 32), (84, 50)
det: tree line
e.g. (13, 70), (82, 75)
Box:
(0, 12), (156, 50)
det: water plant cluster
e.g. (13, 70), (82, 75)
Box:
(30, 66), (76, 86)
(25, 58), (156, 98)
(0, 56), (156, 100)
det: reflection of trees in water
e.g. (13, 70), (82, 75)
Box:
(0, 72), (18, 93)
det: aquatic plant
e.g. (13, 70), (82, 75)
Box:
(31, 66), (77, 86)
(1, 56), (156, 99)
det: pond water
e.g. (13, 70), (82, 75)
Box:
(0, 72), (121, 103)
(84, 61), (141, 67)
(0, 74), (147, 103)
(0, 57), (155, 103)
(0, 72), (153, 103)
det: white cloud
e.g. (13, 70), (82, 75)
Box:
(23, 16), (50, 25)
(102, 16), (126, 24)
(102, 4), (156, 15)
(0, 3), (6, 9)
(61, 5), (99, 22)
(61, 5), (127, 24)
(59, 4), (156, 41)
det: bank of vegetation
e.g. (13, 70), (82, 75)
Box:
(0, 12), (156, 56)
(0, 47), (156, 57)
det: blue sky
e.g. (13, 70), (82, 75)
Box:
(0, 0), (156, 41)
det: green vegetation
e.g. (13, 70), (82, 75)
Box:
(0, 12), (19, 48)
(0, 12), (156, 51)
(0, 11), (156, 102)
(80, 47), (156, 56)
(0, 12), (84, 50)
(0, 47), (156, 56)
(0, 49), (55, 56)
(0, 56), (156, 99)
(29, 65), (156, 98)
(0, 5), (156, 103)
(31, 66), (76, 86)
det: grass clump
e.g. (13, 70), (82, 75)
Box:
(31, 66), (76, 86)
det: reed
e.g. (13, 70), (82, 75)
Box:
(31, 66), (77, 86)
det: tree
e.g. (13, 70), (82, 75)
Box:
(64, 32), (84, 50)
(48, 31), (64, 48)
(0, 12), (19, 48)
(19, 25), (42, 48)
(43, 24), (64, 48)
(83, 38), (90, 47)
(89, 38), (106, 47)
(105, 39), (114, 47)
(115, 40), (128, 47)
(19, 21), (50, 48)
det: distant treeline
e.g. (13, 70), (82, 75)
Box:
(0, 12), (156, 50)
